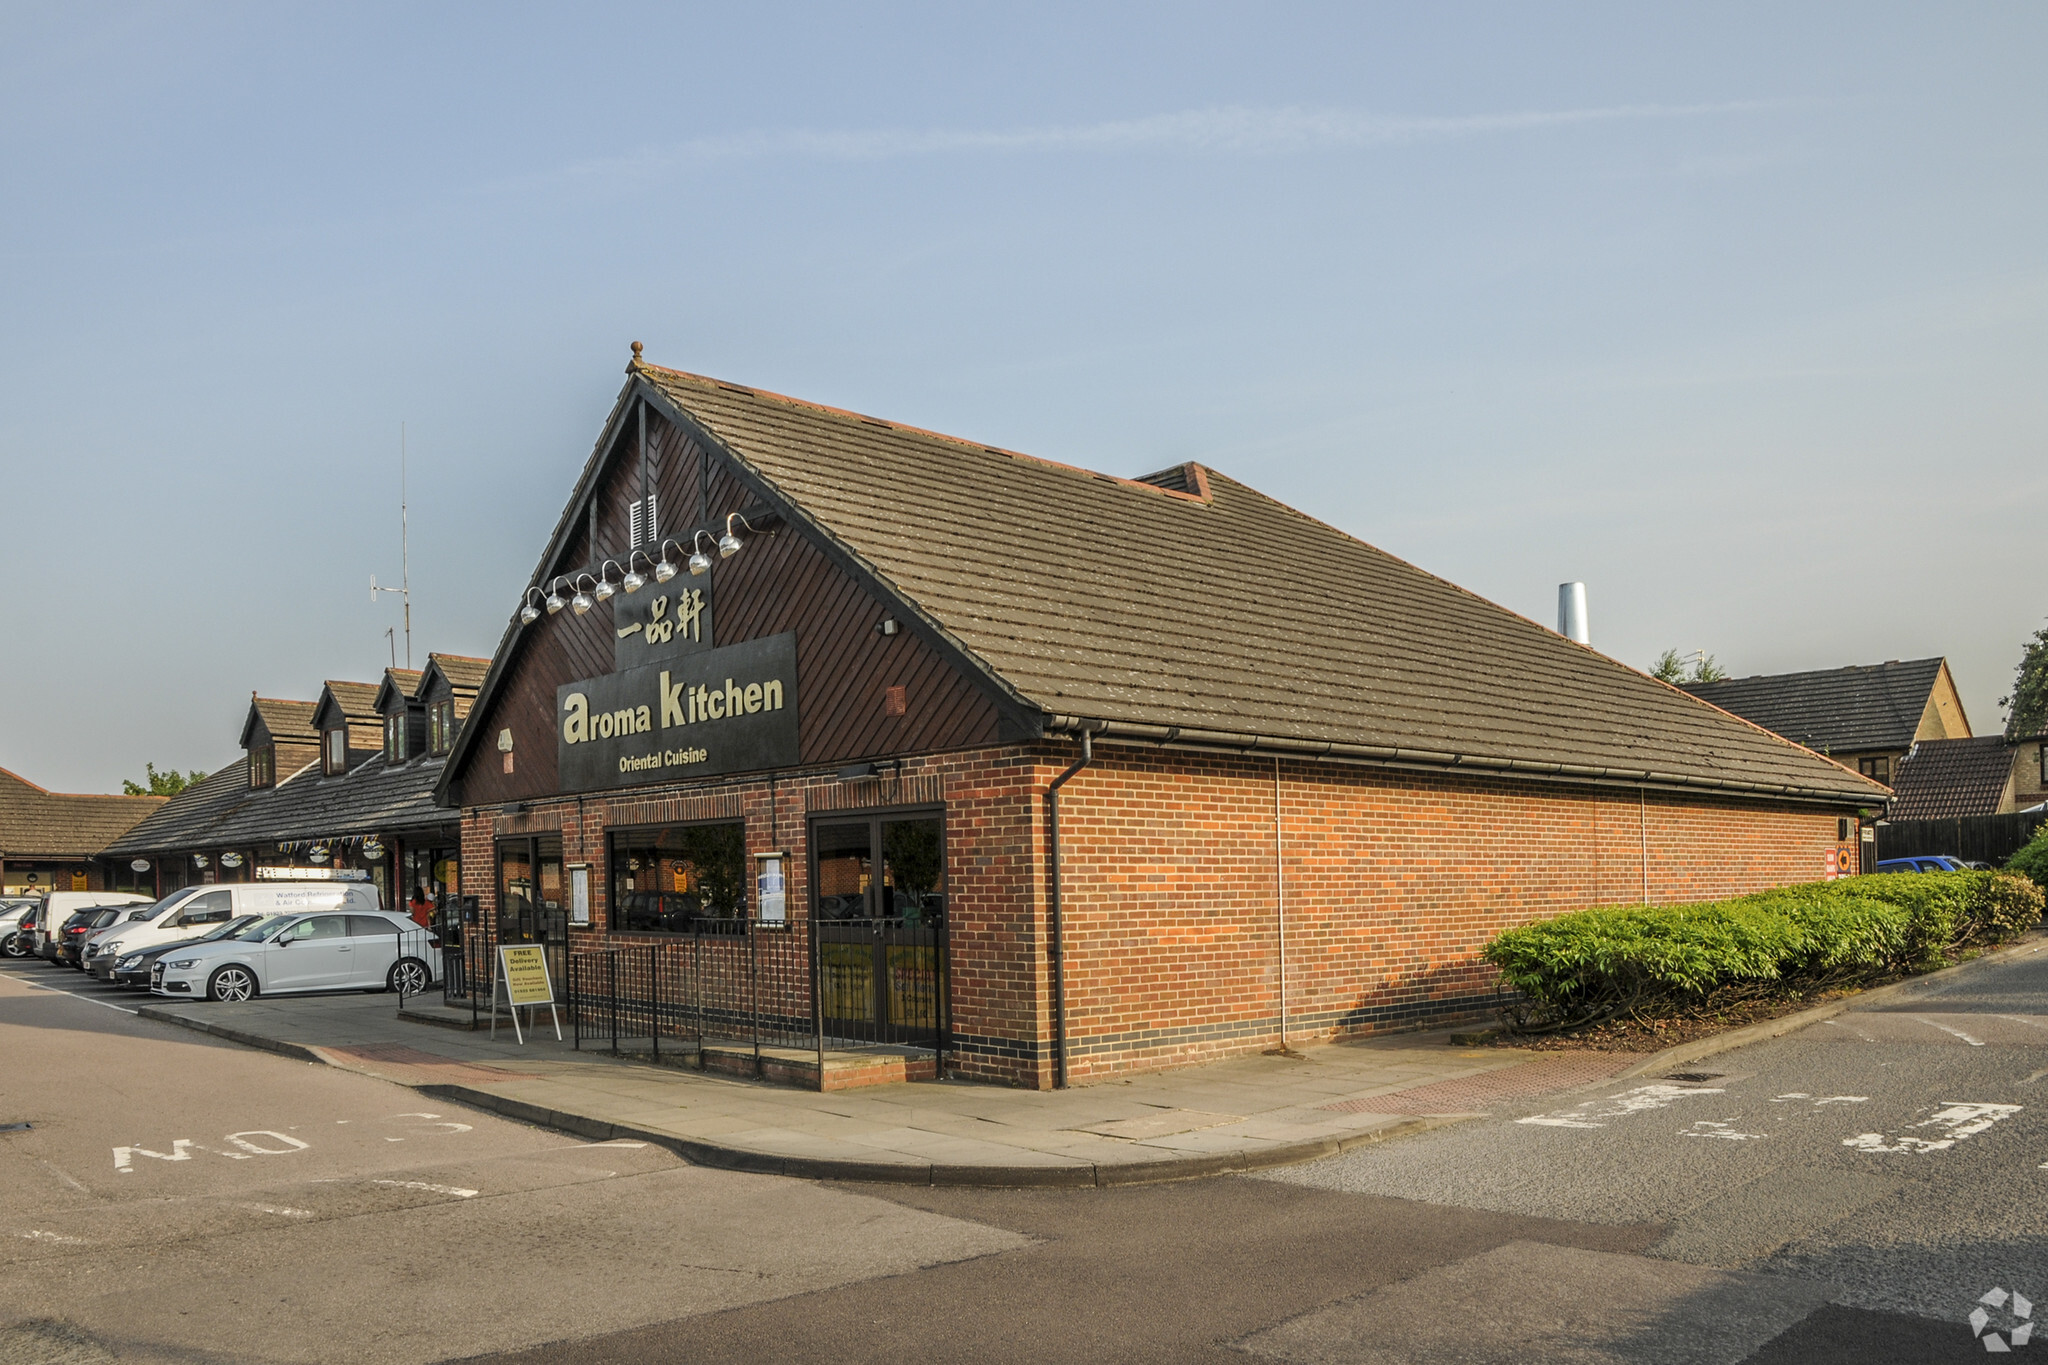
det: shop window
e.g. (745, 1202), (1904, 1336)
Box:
(249, 746), (275, 789)
(429, 699), (455, 755)
(609, 822), (746, 933)
(1858, 755), (1891, 784)
(323, 728), (347, 776)
(385, 713), (408, 763)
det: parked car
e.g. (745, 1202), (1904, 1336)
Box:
(1875, 856), (1968, 873)
(103, 914), (283, 987)
(0, 898), (37, 957)
(84, 883), (379, 973)
(25, 891), (152, 960)
(53, 906), (136, 968)
(152, 911), (438, 1002)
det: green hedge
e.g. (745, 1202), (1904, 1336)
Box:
(2009, 825), (2048, 894)
(1482, 871), (2044, 1033)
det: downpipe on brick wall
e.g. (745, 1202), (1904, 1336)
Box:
(1045, 728), (1096, 1089)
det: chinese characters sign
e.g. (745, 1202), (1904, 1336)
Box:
(612, 584), (711, 669)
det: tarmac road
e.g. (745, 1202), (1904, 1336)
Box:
(8, 943), (2044, 1364)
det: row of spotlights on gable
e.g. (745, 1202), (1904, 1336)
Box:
(519, 514), (762, 625)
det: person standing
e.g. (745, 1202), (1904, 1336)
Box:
(408, 883), (433, 928)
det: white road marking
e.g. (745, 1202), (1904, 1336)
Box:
(1681, 1121), (1765, 1141)
(224, 1131), (308, 1155)
(1517, 1084), (1726, 1129)
(1908, 1017), (1985, 1046)
(392, 1113), (473, 1134)
(371, 1179), (478, 1199)
(113, 1140), (197, 1171)
(562, 1140), (650, 1150)
(9, 976), (139, 1015)
(20, 1230), (85, 1244)
(1822, 1018), (1878, 1041)
(237, 1203), (313, 1219)
(39, 1161), (89, 1193)
(1769, 1094), (1869, 1106)
(1999, 1015), (2048, 1033)
(1844, 1102), (2022, 1154)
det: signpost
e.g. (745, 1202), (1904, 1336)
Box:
(492, 944), (561, 1043)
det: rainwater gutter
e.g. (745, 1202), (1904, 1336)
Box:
(1044, 728), (1096, 1090)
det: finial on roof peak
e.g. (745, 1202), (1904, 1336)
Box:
(629, 340), (644, 370)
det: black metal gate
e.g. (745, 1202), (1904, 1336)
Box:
(814, 915), (945, 1048)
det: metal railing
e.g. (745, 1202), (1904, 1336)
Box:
(563, 914), (946, 1067)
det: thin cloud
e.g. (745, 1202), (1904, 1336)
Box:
(570, 100), (1798, 179)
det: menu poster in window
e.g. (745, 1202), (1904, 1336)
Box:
(756, 852), (787, 925)
(557, 632), (799, 793)
(612, 578), (712, 670)
(569, 865), (590, 925)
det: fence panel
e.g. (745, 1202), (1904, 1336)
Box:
(1877, 812), (2048, 867)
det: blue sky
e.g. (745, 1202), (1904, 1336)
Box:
(3, 4), (2044, 791)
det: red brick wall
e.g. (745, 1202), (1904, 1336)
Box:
(1051, 746), (1843, 1081)
(457, 739), (1846, 1089)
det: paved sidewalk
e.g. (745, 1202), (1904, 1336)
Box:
(134, 992), (1637, 1186)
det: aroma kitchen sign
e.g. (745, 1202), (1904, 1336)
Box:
(556, 632), (798, 792)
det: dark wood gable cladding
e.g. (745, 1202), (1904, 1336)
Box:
(450, 405), (1003, 807)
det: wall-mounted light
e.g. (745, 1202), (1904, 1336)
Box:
(877, 616), (899, 637)
(835, 759), (902, 781)
(621, 550), (653, 594)
(593, 560), (624, 602)
(652, 538), (683, 583)
(720, 513), (763, 559)
(688, 529), (717, 576)
(544, 578), (568, 614)
(520, 587), (546, 625)
(570, 573), (597, 615)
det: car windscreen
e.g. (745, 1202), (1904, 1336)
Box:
(132, 888), (201, 923)
(213, 914), (285, 942)
(228, 915), (300, 942)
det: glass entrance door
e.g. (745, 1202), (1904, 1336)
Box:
(812, 812), (946, 1047)
(496, 837), (567, 1001)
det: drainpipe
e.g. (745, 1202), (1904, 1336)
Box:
(1045, 729), (1094, 1089)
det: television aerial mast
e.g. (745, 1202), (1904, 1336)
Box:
(371, 423), (412, 669)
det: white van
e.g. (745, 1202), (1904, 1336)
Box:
(29, 890), (155, 956)
(84, 883), (382, 970)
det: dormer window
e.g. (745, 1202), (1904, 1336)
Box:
(250, 746), (275, 789)
(386, 713), (409, 762)
(324, 728), (347, 776)
(430, 700), (455, 756)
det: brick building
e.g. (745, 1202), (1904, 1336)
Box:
(439, 349), (1890, 1088)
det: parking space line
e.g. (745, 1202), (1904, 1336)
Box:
(1908, 1017), (1985, 1046)
(370, 1179), (478, 1198)
(6, 975), (140, 1015)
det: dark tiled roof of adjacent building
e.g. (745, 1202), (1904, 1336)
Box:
(497, 365), (1889, 806)
(1887, 737), (2017, 821)
(99, 761), (261, 857)
(0, 768), (166, 859)
(203, 753), (454, 846)
(1679, 660), (1947, 755)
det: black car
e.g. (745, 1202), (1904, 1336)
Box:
(52, 906), (130, 968)
(101, 914), (278, 987)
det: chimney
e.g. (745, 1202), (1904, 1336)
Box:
(1558, 582), (1590, 645)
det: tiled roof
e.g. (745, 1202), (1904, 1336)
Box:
(376, 669), (425, 713)
(319, 680), (382, 721)
(1887, 737), (2016, 821)
(0, 767), (166, 859)
(425, 654), (489, 694)
(534, 365), (1890, 806)
(245, 697), (319, 747)
(99, 761), (262, 857)
(103, 750), (455, 855)
(1679, 660), (1946, 754)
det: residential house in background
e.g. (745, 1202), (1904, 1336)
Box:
(1680, 658), (1970, 787)
(1890, 732), (2048, 820)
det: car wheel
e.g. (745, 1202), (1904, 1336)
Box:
(0, 933), (26, 959)
(386, 958), (431, 995)
(207, 965), (258, 1003)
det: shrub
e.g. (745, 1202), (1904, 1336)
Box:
(1482, 870), (2038, 1033)
(2008, 826), (2048, 894)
